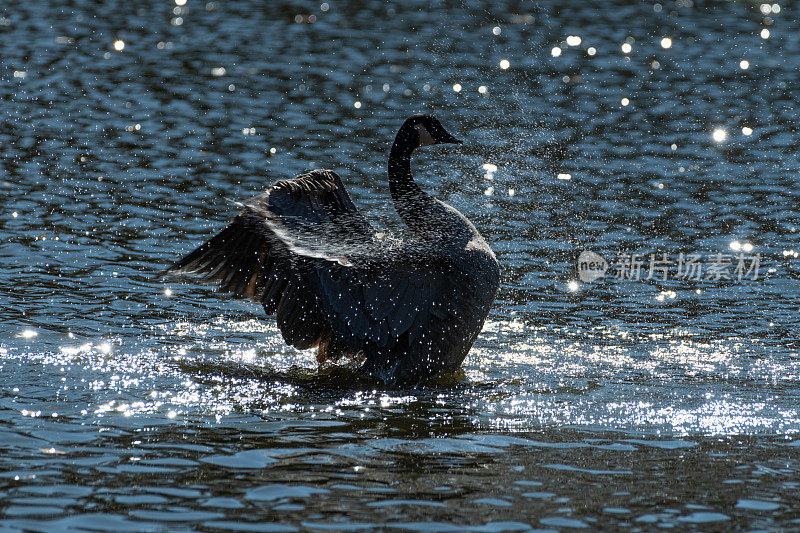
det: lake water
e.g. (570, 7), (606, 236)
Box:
(2, 0), (799, 530)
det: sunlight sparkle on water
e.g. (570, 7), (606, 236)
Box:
(730, 241), (754, 252)
(740, 60), (750, 70)
(712, 128), (727, 143)
(557, 173), (571, 180)
(492, 26), (501, 35)
(761, 28), (770, 39)
(760, 3), (780, 14)
(452, 83), (462, 93)
(499, 59), (510, 70)
(566, 36), (581, 47)
(660, 37), (672, 49)
(742, 127), (753, 136)
(20, 329), (37, 339)
(113, 40), (124, 51)
(482, 163), (497, 180)
(567, 280), (580, 292)
(656, 290), (677, 302)
(551, 47), (562, 57)
(587, 47), (596, 56)
(621, 42), (632, 54)
(478, 85), (487, 94)
(621, 98), (629, 106)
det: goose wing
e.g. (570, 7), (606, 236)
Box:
(166, 169), (374, 301)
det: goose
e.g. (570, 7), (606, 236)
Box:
(165, 114), (500, 386)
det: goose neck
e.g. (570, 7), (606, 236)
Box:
(388, 132), (421, 201)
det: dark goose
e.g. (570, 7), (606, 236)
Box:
(166, 115), (500, 386)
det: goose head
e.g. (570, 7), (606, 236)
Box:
(402, 114), (462, 149)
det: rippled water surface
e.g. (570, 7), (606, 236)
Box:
(2, 0), (800, 530)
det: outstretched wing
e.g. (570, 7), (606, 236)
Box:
(166, 170), (373, 301)
(166, 169), (492, 383)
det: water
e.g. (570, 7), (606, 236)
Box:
(2, 0), (800, 530)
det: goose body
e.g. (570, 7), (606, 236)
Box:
(167, 115), (500, 386)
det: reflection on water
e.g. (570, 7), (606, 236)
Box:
(1, 0), (800, 530)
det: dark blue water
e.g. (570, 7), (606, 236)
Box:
(2, 1), (800, 530)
